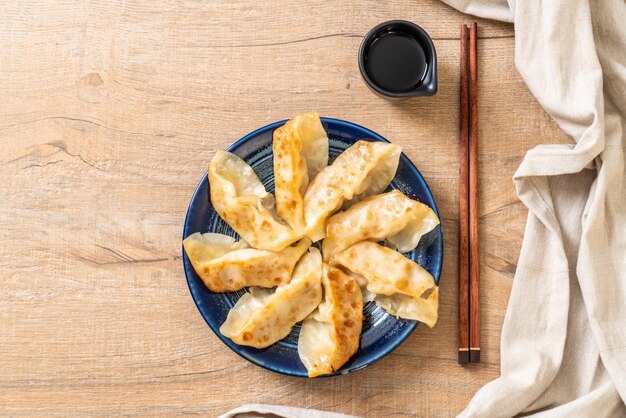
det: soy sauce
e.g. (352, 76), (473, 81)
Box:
(364, 32), (427, 93)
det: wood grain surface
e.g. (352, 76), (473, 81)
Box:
(0, 1), (572, 416)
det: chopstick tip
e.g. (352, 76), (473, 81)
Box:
(470, 349), (481, 363)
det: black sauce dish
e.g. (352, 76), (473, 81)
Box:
(359, 20), (437, 100)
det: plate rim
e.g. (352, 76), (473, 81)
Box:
(182, 116), (443, 377)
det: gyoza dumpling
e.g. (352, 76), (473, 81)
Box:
(373, 288), (438, 326)
(183, 232), (310, 292)
(303, 140), (401, 241)
(273, 112), (329, 231)
(330, 241), (438, 327)
(219, 248), (323, 348)
(209, 151), (302, 251)
(322, 190), (440, 260)
(298, 264), (363, 377)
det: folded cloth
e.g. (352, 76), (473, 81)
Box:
(439, 0), (626, 417)
(218, 404), (358, 418)
(221, 0), (626, 416)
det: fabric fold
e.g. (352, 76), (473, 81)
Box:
(218, 404), (358, 418)
(448, 0), (626, 416)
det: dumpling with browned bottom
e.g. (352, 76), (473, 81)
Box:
(322, 189), (440, 260)
(298, 264), (363, 377)
(273, 112), (329, 232)
(330, 241), (438, 327)
(183, 232), (310, 292)
(209, 150), (302, 252)
(219, 248), (323, 348)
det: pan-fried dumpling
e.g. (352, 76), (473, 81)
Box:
(273, 112), (329, 231)
(322, 190), (440, 260)
(298, 264), (363, 377)
(374, 288), (438, 327)
(303, 140), (401, 241)
(183, 232), (310, 292)
(209, 151), (302, 252)
(219, 248), (323, 348)
(331, 241), (438, 327)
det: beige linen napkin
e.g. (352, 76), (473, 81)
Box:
(222, 0), (626, 416)
(440, 0), (626, 416)
(218, 404), (358, 418)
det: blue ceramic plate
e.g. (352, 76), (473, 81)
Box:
(182, 117), (443, 377)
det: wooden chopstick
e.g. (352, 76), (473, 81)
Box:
(468, 21), (481, 364)
(458, 22), (481, 365)
(457, 23), (470, 365)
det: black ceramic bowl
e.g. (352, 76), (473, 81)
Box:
(359, 20), (437, 99)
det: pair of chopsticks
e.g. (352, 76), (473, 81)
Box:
(458, 22), (480, 365)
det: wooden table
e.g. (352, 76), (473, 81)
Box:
(0, 1), (571, 416)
